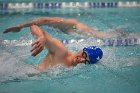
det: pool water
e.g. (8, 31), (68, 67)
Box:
(0, 7), (140, 93)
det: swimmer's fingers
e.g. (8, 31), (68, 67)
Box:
(31, 37), (46, 56)
(3, 26), (21, 33)
(31, 40), (40, 46)
(31, 42), (42, 52)
(31, 45), (43, 56)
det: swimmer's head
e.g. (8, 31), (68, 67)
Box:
(74, 46), (103, 64)
(83, 46), (103, 64)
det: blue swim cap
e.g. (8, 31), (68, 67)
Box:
(83, 46), (103, 64)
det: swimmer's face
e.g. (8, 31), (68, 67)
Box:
(75, 50), (90, 64)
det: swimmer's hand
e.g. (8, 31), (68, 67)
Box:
(3, 26), (21, 33)
(31, 36), (45, 56)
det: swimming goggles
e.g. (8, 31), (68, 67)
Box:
(82, 50), (91, 64)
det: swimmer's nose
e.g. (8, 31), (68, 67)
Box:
(80, 58), (86, 63)
(81, 58), (85, 61)
(76, 57), (85, 63)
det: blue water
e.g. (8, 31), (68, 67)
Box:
(0, 7), (140, 93)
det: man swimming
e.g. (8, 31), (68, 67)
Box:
(3, 24), (103, 71)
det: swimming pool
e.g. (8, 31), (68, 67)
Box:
(0, 1), (140, 93)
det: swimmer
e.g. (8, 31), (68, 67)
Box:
(3, 25), (103, 71)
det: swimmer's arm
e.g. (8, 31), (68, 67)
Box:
(17, 17), (53, 28)
(76, 22), (105, 38)
(30, 25), (67, 56)
(3, 17), (55, 33)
